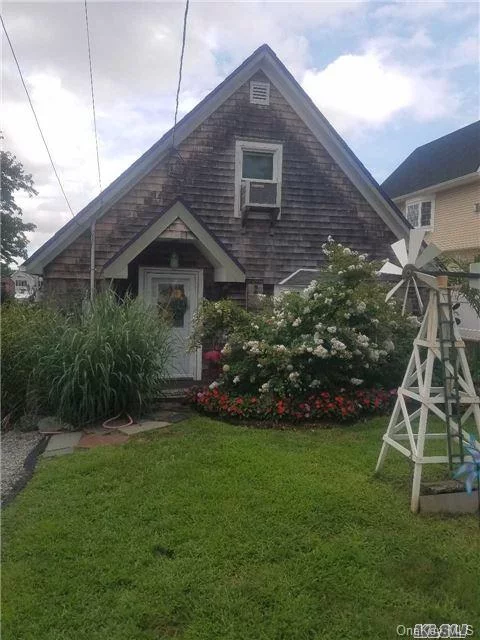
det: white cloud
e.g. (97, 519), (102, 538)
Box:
(374, 1), (447, 21)
(373, 0), (478, 24)
(366, 29), (435, 55)
(3, 73), (99, 252)
(302, 40), (461, 135)
(302, 54), (413, 132)
(448, 35), (480, 68)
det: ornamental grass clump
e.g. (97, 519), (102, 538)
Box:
(1, 301), (64, 421)
(34, 292), (171, 426)
(203, 238), (414, 400)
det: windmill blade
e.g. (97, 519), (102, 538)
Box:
(412, 277), (424, 314)
(408, 228), (426, 264)
(417, 272), (440, 290)
(415, 242), (442, 269)
(402, 279), (411, 315)
(379, 261), (403, 276)
(391, 238), (409, 267)
(385, 278), (405, 301)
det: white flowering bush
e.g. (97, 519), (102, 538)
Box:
(212, 238), (414, 396)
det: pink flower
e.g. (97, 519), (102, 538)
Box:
(204, 350), (222, 363)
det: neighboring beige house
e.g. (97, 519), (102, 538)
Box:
(382, 121), (480, 263)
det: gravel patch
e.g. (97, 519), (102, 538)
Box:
(1, 431), (44, 505)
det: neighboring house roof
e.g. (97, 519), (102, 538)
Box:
(382, 121), (480, 199)
(24, 44), (409, 275)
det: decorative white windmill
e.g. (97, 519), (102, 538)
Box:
(375, 228), (480, 512)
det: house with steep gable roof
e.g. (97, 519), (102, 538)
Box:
(24, 44), (410, 380)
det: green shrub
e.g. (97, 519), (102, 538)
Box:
(189, 298), (251, 350)
(34, 292), (172, 426)
(210, 239), (415, 397)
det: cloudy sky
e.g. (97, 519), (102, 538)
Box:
(2, 0), (479, 258)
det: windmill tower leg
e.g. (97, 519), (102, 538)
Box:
(375, 309), (430, 475)
(375, 402), (401, 473)
(410, 296), (438, 512)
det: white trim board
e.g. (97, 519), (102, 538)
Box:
(392, 172), (480, 203)
(24, 45), (409, 275)
(103, 200), (245, 282)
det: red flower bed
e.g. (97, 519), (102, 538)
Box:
(187, 387), (396, 423)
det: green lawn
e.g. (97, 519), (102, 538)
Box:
(2, 417), (479, 640)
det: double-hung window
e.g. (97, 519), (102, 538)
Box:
(405, 197), (434, 230)
(234, 140), (283, 217)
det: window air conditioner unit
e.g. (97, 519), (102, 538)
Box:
(240, 180), (280, 211)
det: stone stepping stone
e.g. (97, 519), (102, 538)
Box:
(43, 432), (82, 457)
(38, 416), (74, 435)
(76, 433), (129, 449)
(117, 421), (170, 435)
(149, 411), (190, 423)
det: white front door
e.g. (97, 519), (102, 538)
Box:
(139, 268), (203, 380)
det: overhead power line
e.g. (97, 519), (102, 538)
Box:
(172, 0), (190, 149)
(83, 0), (102, 193)
(1, 13), (75, 218)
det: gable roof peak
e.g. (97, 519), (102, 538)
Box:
(249, 43), (277, 58)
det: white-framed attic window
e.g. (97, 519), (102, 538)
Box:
(250, 81), (270, 105)
(405, 196), (435, 230)
(234, 140), (283, 217)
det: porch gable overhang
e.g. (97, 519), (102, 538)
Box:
(102, 199), (245, 283)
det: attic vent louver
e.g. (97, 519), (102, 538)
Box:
(250, 81), (270, 105)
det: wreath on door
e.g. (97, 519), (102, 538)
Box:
(168, 287), (188, 327)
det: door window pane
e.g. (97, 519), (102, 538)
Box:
(242, 151), (274, 180)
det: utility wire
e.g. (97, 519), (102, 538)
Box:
(84, 0), (102, 193)
(172, 0), (190, 149)
(1, 13), (75, 218)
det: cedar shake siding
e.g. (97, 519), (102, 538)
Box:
(42, 69), (397, 301)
